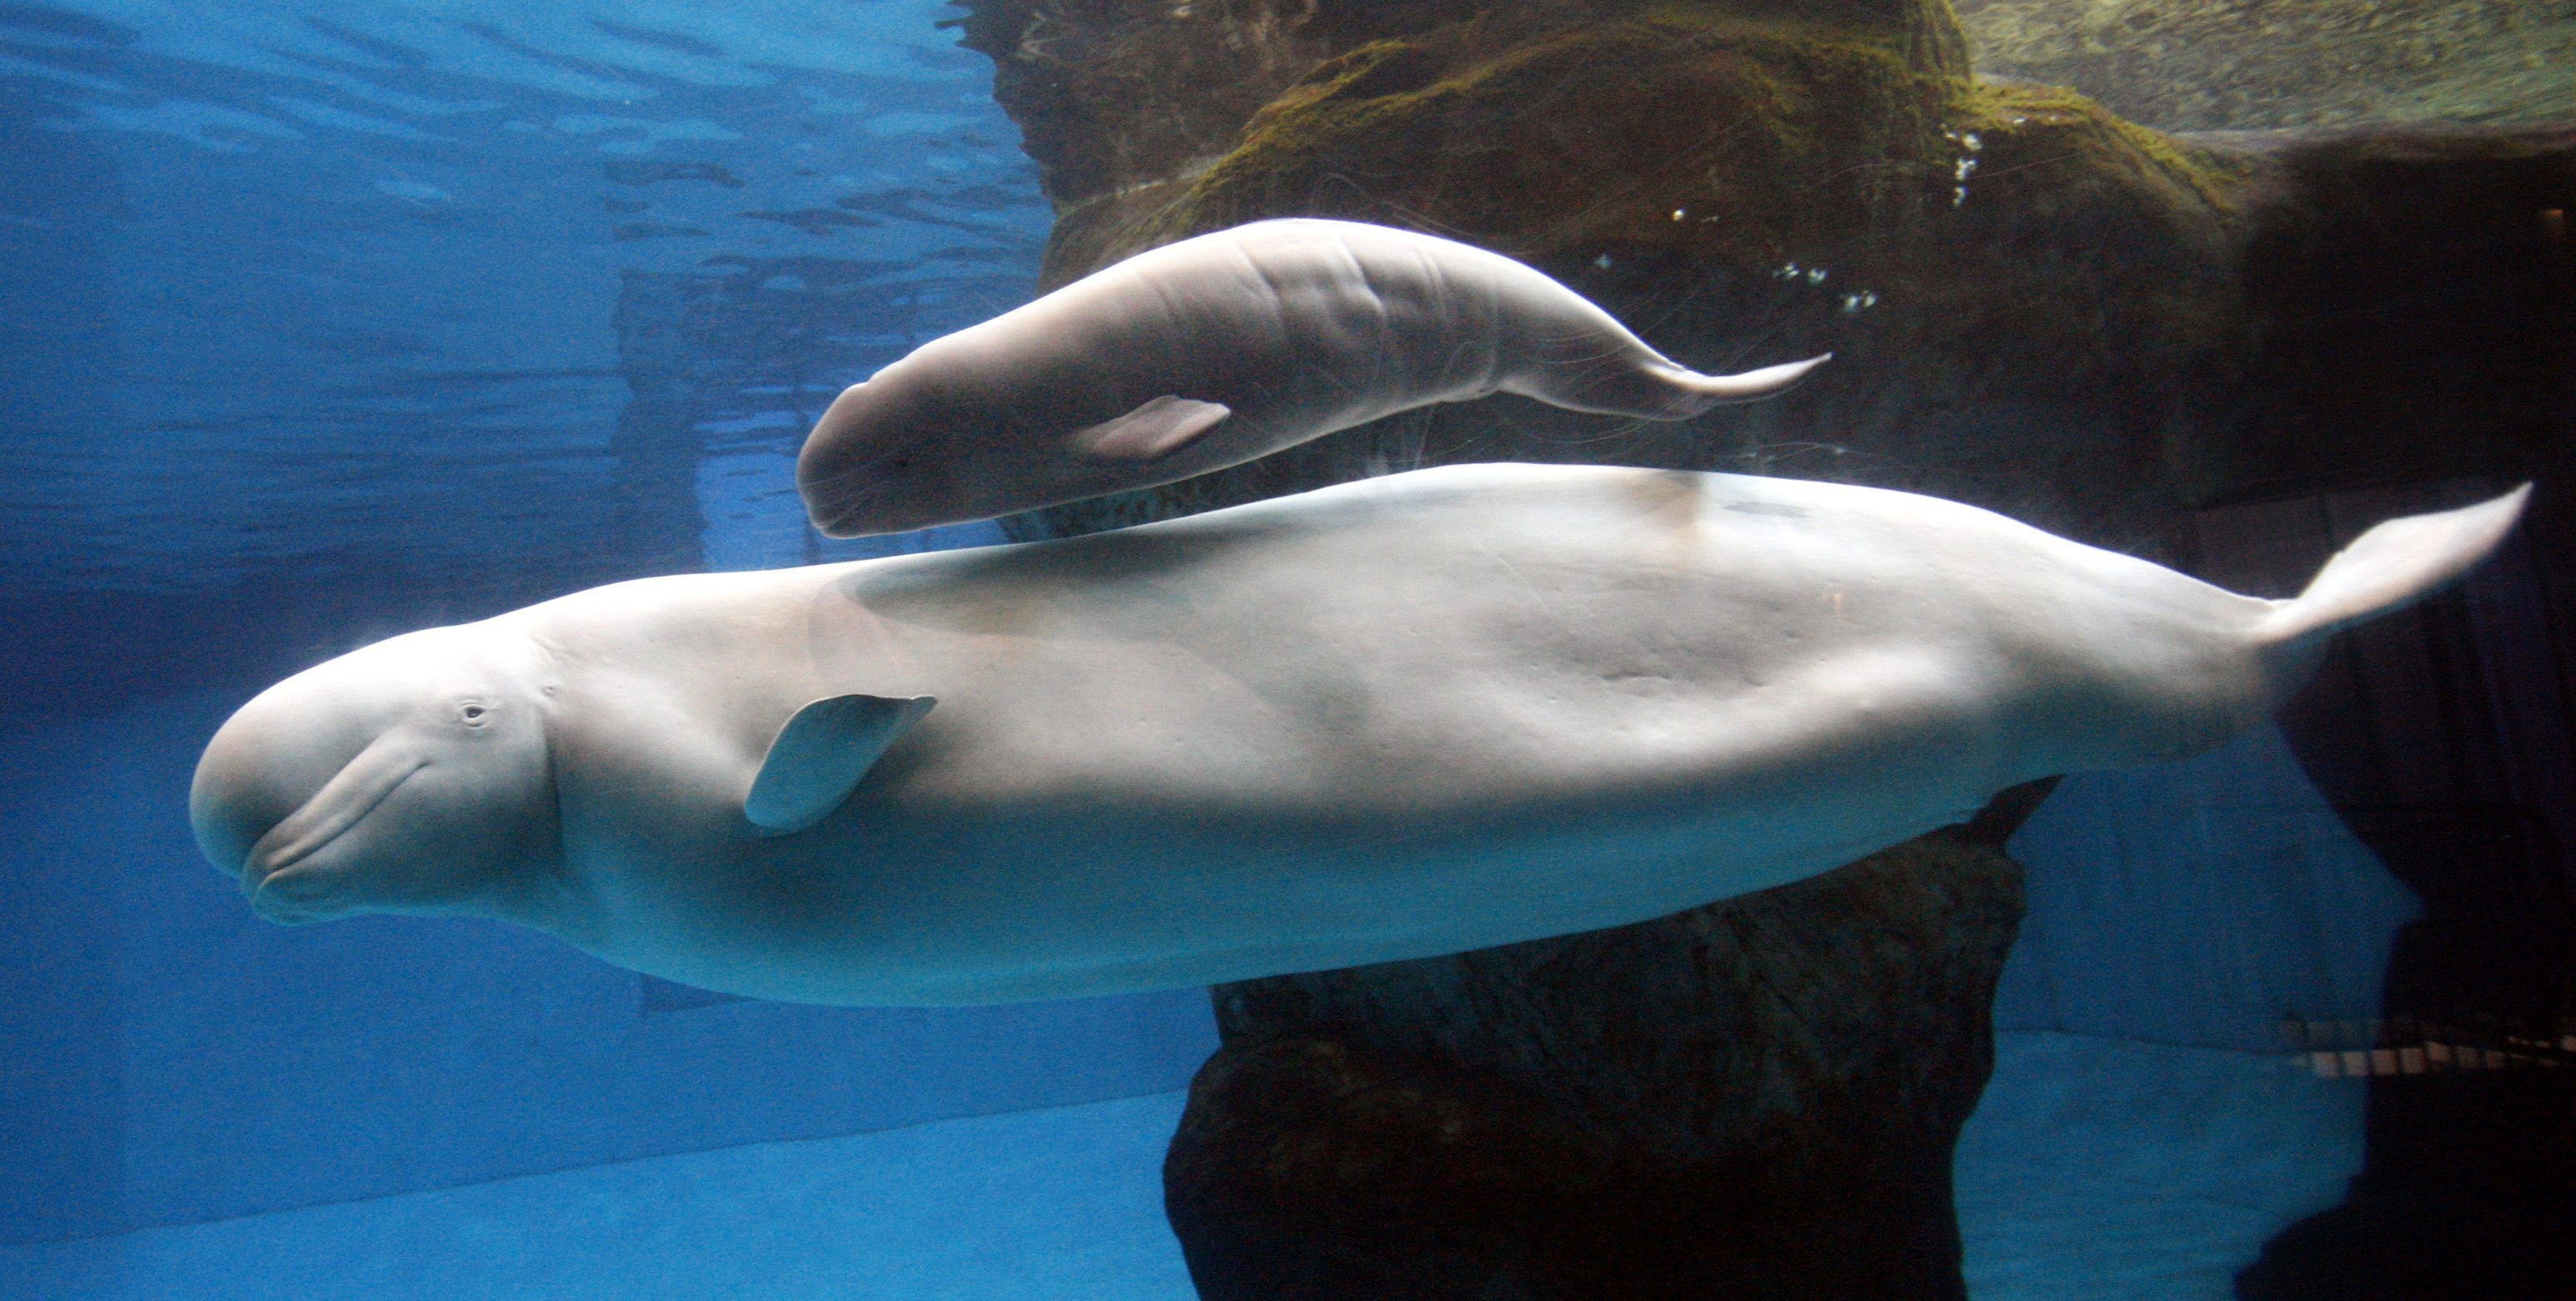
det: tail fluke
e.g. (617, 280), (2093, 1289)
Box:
(1661, 352), (1834, 405)
(1518, 350), (1830, 420)
(2259, 485), (2532, 653)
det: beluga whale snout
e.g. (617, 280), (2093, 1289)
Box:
(796, 218), (1829, 537)
(189, 624), (566, 926)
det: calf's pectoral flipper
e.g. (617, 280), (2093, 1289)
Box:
(1072, 396), (1234, 462)
(744, 693), (938, 835)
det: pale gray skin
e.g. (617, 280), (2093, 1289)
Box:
(796, 219), (1829, 537)
(191, 466), (2528, 1006)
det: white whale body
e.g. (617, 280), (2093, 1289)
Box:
(795, 219), (1827, 537)
(190, 466), (2527, 1006)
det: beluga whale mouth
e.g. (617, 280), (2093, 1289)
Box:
(236, 737), (430, 916)
(192, 619), (566, 929)
(245, 742), (427, 870)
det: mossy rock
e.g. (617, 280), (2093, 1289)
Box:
(1140, 20), (1956, 262)
(971, 0), (2574, 551)
(1169, 825), (2028, 1301)
(1019, 8), (2256, 548)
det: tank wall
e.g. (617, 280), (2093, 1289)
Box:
(1998, 723), (2418, 1051)
(0, 80), (133, 1243)
(0, 725), (131, 1243)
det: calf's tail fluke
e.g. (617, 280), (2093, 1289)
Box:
(2258, 485), (2533, 658)
(1658, 352), (1834, 406)
(1658, 350), (1844, 409)
(1559, 350), (1832, 421)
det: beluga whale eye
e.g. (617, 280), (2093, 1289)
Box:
(458, 702), (490, 727)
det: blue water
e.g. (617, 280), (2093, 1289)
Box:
(0, 1035), (2369, 1301)
(0, 2), (2508, 1296)
(0, 0), (1230, 1273)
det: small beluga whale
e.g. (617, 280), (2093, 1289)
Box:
(191, 466), (2527, 1006)
(795, 218), (1828, 537)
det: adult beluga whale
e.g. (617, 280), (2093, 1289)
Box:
(795, 218), (1828, 537)
(191, 466), (2528, 1006)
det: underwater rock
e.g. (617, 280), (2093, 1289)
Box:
(1165, 824), (2028, 1301)
(948, 0), (1338, 275)
(943, 1), (2573, 1295)
(2217, 128), (2576, 507)
(961, 0), (2573, 551)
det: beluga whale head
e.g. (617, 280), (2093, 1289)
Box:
(189, 625), (563, 925)
(796, 352), (1023, 537)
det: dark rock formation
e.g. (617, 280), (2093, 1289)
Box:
(944, 1), (2574, 1296)
(2221, 130), (2576, 507)
(1165, 821), (2030, 1301)
(2235, 807), (2576, 1299)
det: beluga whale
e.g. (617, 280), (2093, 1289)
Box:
(795, 218), (1828, 537)
(191, 466), (2528, 1006)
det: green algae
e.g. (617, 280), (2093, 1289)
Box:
(1123, 13), (1970, 275)
(1013, 0), (2273, 547)
(1956, 82), (2252, 217)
